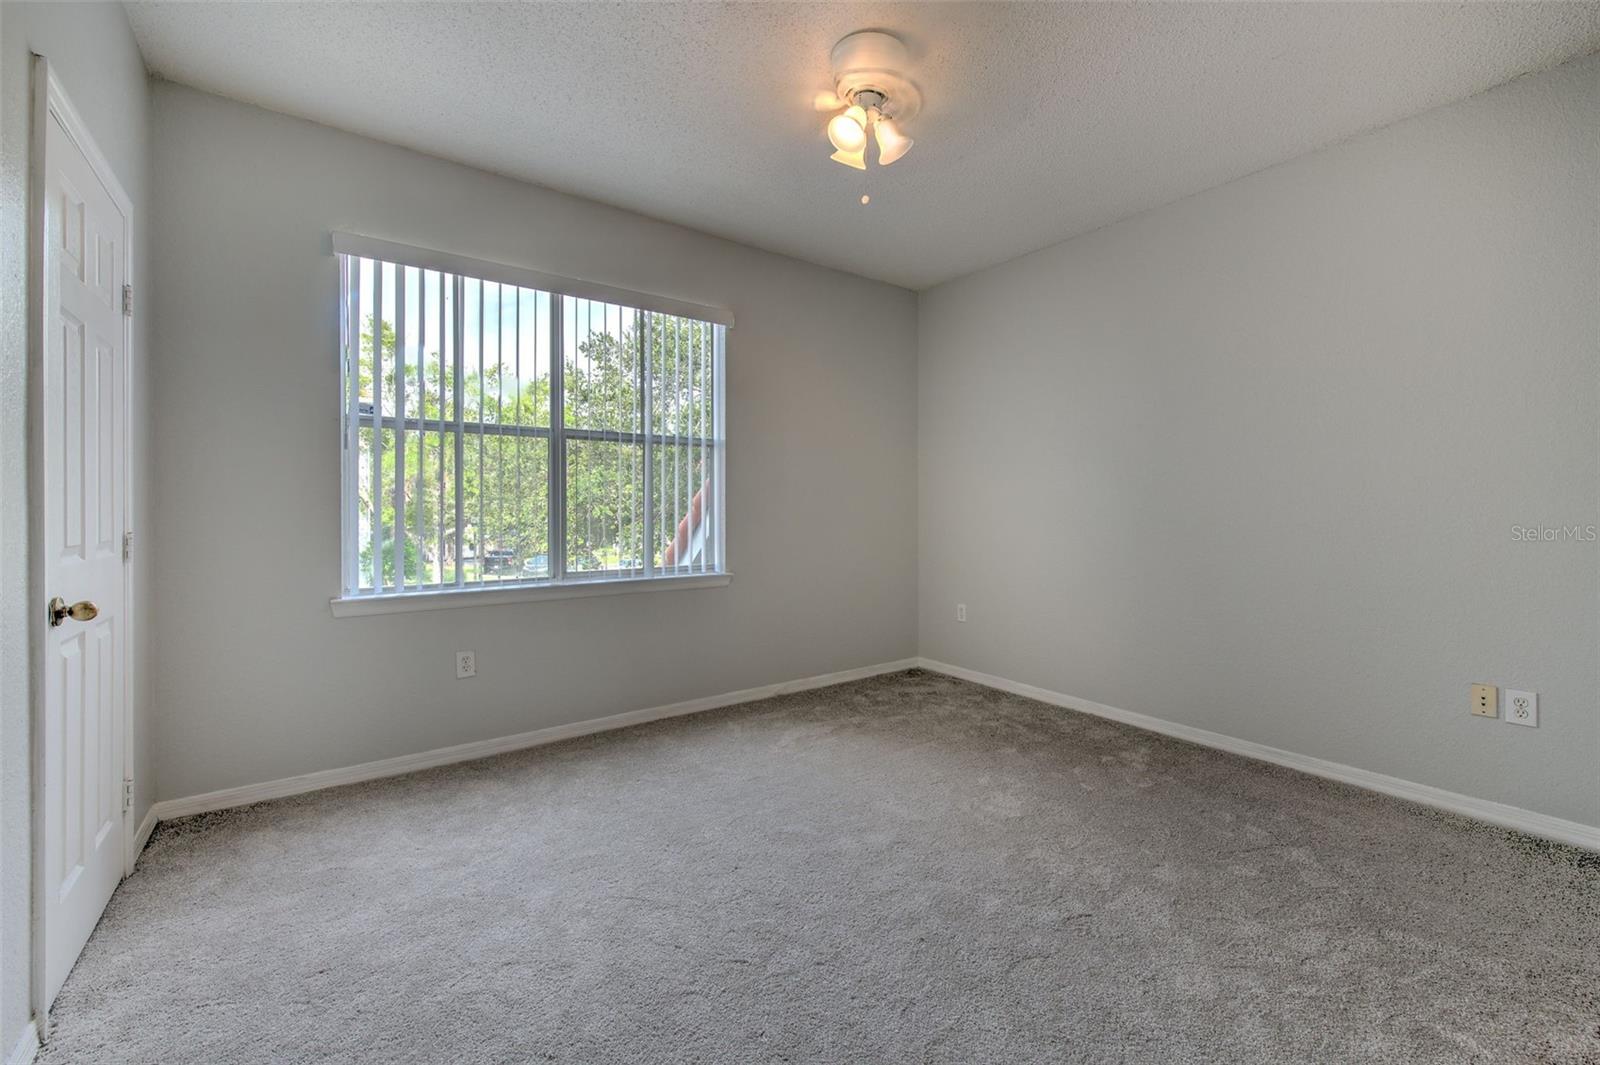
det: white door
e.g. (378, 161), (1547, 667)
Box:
(39, 71), (131, 1011)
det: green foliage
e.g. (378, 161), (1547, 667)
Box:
(360, 535), (423, 586)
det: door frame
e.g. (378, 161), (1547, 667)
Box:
(27, 54), (140, 1024)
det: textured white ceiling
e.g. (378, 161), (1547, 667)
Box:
(125, 2), (1600, 289)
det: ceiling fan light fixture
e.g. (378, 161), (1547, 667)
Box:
(874, 117), (913, 166)
(821, 30), (922, 181)
(830, 146), (867, 171)
(827, 105), (868, 152)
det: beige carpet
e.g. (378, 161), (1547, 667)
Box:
(40, 670), (1600, 1063)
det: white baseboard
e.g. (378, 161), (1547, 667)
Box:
(139, 653), (1600, 852)
(151, 658), (920, 823)
(916, 658), (1600, 853)
(5, 1020), (38, 1065)
(132, 804), (158, 860)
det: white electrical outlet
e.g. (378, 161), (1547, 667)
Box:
(1504, 689), (1537, 728)
(956, 603), (967, 623)
(455, 651), (476, 679)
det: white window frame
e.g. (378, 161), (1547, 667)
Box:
(330, 234), (731, 617)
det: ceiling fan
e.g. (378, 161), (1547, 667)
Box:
(816, 30), (922, 176)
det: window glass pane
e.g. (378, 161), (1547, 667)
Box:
(513, 288), (552, 430)
(647, 314), (712, 441)
(464, 280), (550, 429)
(425, 429), (463, 586)
(398, 427), (459, 587)
(355, 257), (377, 410)
(378, 261), (397, 419)
(653, 440), (711, 572)
(566, 439), (645, 575)
(356, 423), (376, 590)
(463, 434), (550, 583)
(564, 297), (640, 434)
(648, 315), (715, 573)
(409, 268), (455, 425)
(356, 425), (457, 590)
(362, 427), (430, 588)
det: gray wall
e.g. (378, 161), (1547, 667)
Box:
(918, 54), (1600, 828)
(148, 83), (918, 802)
(0, 2), (153, 1049)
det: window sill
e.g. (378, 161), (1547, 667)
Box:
(329, 572), (732, 617)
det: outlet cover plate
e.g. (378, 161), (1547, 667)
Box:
(455, 651), (477, 679)
(1470, 683), (1497, 718)
(1504, 689), (1537, 728)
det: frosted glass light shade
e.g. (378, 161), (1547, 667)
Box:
(874, 118), (913, 165)
(830, 146), (867, 171)
(827, 105), (868, 152)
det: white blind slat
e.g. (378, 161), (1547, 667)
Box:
(371, 261), (384, 594)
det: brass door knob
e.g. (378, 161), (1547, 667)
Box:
(47, 597), (98, 627)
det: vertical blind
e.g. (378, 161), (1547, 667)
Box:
(336, 243), (726, 598)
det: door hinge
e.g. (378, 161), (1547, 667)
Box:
(122, 284), (134, 317)
(122, 530), (134, 562)
(122, 778), (134, 813)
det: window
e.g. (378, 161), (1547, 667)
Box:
(334, 235), (727, 609)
